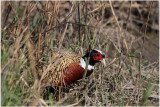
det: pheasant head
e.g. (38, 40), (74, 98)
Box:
(80, 49), (106, 71)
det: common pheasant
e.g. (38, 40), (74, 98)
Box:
(39, 48), (106, 87)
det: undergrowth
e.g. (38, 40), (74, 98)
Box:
(1, 1), (159, 106)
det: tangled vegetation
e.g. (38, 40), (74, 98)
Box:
(1, 1), (159, 106)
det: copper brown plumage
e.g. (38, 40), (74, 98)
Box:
(38, 48), (106, 87)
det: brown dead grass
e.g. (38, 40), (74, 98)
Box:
(1, 1), (159, 106)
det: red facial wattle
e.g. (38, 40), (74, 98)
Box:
(93, 53), (103, 61)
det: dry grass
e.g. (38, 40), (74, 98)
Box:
(1, 1), (159, 106)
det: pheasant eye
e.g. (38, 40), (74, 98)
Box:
(95, 53), (99, 56)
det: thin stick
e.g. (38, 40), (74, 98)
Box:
(78, 1), (81, 42)
(46, 1), (56, 39)
(137, 1), (153, 105)
(58, 1), (74, 48)
(141, 1), (153, 52)
(109, 0), (129, 53)
(137, 52), (142, 105)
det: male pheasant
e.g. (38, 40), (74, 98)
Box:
(39, 48), (106, 87)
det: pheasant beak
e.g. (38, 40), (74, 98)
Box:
(101, 58), (106, 67)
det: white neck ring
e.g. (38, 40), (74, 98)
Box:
(80, 58), (94, 71)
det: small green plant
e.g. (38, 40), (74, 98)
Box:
(140, 84), (155, 106)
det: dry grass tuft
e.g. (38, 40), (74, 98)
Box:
(1, 1), (159, 106)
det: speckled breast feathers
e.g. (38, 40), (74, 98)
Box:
(42, 48), (81, 86)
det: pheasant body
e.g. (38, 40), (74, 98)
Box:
(57, 62), (93, 86)
(39, 48), (105, 87)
